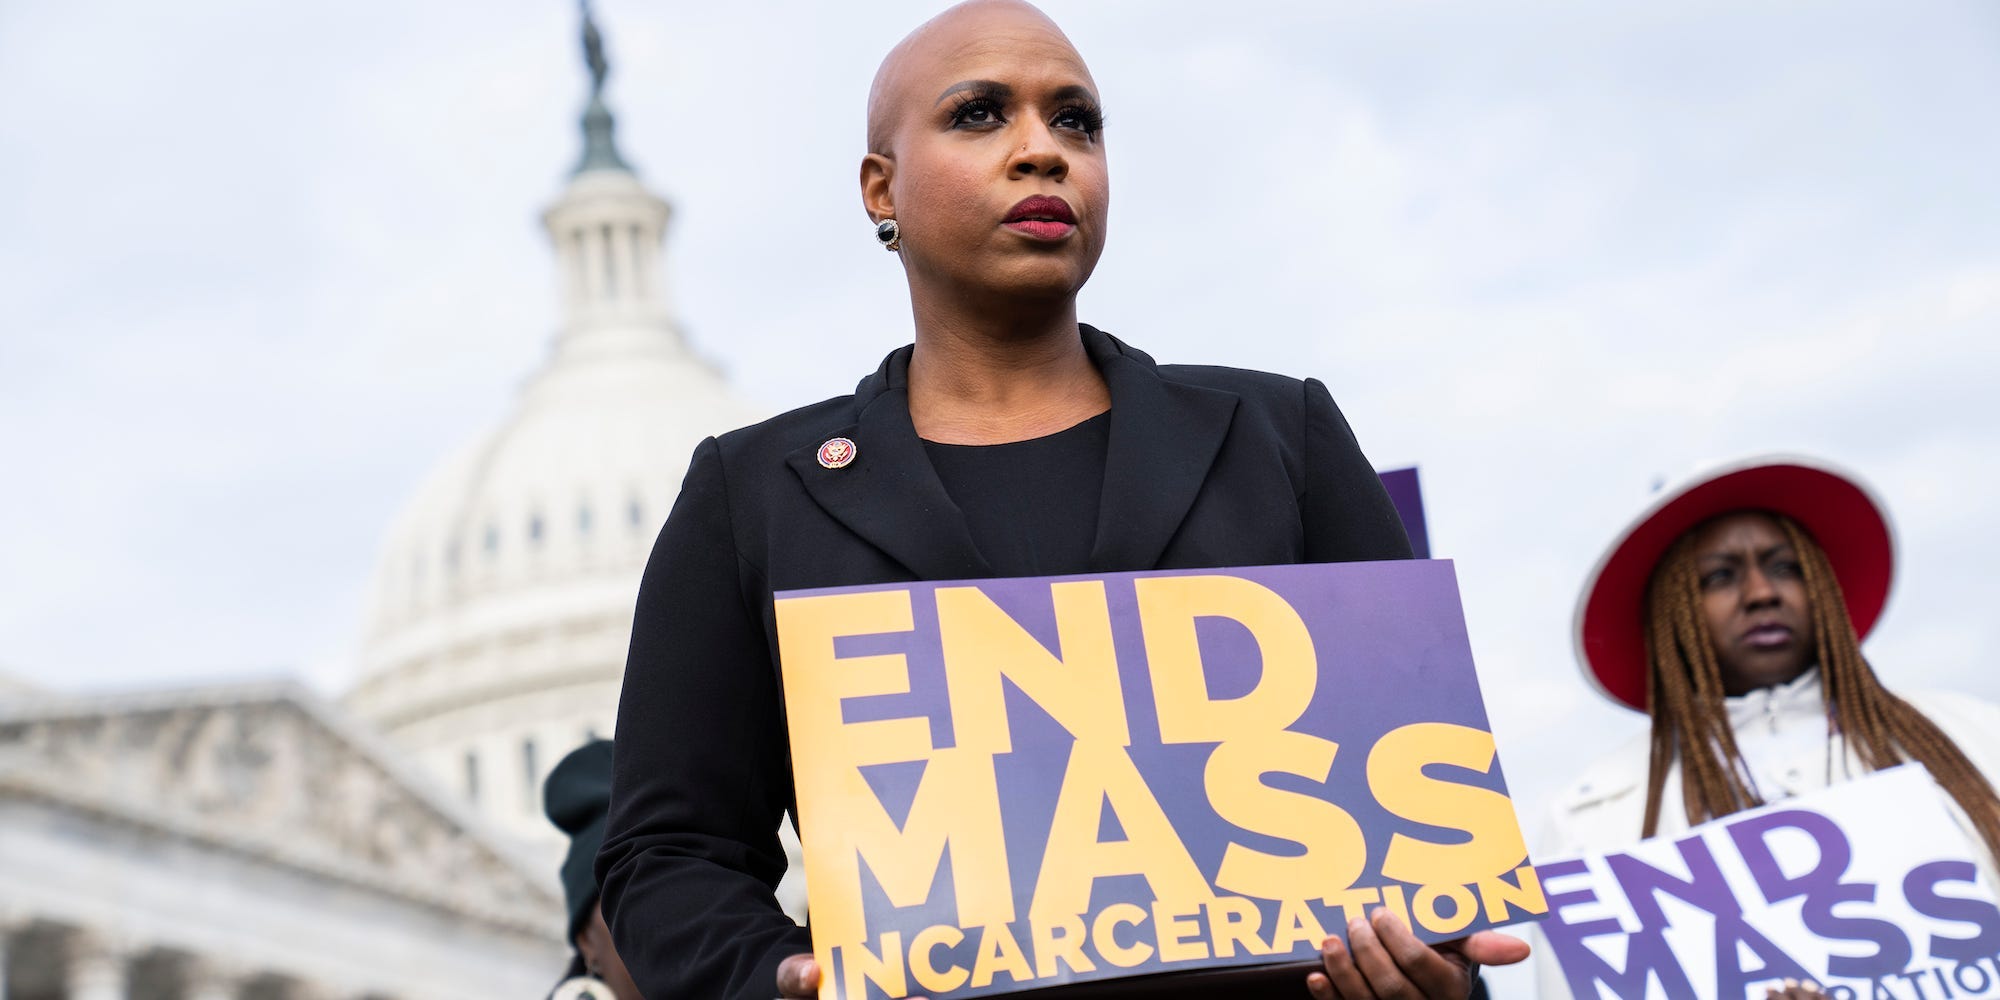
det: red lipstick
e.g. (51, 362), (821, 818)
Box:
(1002, 195), (1076, 240)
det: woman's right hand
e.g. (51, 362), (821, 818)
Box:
(777, 954), (931, 1000)
(1766, 981), (1825, 1000)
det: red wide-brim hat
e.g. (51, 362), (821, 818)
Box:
(1574, 454), (1896, 712)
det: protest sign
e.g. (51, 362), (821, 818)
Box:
(1377, 467), (1430, 558)
(1538, 765), (2000, 1000)
(774, 560), (1547, 999)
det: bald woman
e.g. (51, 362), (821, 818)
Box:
(594, 3), (1524, 997)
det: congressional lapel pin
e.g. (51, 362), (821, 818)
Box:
(817, 437), (857, 469)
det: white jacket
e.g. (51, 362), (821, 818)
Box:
(1531, 670), (2000, 998)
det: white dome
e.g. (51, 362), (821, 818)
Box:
(343, 24), (811, 923)
(344, 160), (765, 854)
(351, 341), (761, 697)
(357, 304), (763, 631)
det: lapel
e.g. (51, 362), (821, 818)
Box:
(1080, 326), (1239, 572)
(785, 346), (993, 581)
(785, 326), (1239, 580)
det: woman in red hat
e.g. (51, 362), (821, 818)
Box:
(1539, 454), (2000, 996)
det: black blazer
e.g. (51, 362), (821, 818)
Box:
(597, 325), (1412, 999)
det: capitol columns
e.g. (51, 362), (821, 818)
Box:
(0, 915), (13, 1000)
(64, 930), (130, 1000)
(184, 956), (244, 1000)
(0, 907), (20, 1000)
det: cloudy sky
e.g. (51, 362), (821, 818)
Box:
(4, 0), (1998, 985)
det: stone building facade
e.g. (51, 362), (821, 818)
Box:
(0, 683), (563, 999)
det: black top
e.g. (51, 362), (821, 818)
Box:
(596, 326), (1414, 1000)
(921, 411), (1111, 577)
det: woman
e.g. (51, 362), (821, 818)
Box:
(595, 2), (1526, 997)
(544, 740), (644, 1000)
(1541, 455), (2000, 997)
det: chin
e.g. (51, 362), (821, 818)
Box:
(990, 257), (1095, 299)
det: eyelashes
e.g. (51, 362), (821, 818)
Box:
(947, 92), (1106, 138)
(1056, 104), (1107, 136)
(947, 94), (1006, 127)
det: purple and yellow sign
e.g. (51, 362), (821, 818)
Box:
(775, 560), (1547, 999)
(1538, 766), (2000, 1000)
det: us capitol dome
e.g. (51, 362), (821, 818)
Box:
(342, 8), (805, 913)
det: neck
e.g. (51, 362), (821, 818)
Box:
(904, 286), (1109, 445)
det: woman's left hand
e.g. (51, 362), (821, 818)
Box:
(1306, 910), (1530, 999)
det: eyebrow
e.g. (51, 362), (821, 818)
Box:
(936, 80), (1009, 105)
(1699, 543), (1795, 564)
(932, 80), (1100, 107)
(1049, 84), (1099, 106)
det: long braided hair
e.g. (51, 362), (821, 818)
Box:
(1638, 511), (2000, 862)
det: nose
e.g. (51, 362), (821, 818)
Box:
(1008, 120), (1068, 180)
(1742, 565), (1780, 609)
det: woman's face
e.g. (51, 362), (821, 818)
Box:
(863, 2), (1109, 307)
(1686, 511), (1818, 696)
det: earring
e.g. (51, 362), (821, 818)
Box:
(874, 218), (901, 252)
(551, 974), (614, 1000)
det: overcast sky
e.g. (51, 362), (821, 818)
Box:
(4, 0), (1998, 987)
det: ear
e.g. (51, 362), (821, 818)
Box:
(860, 153), (896, 223)
(573, 927), (601, 971)
(574, 901), (609, 972)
